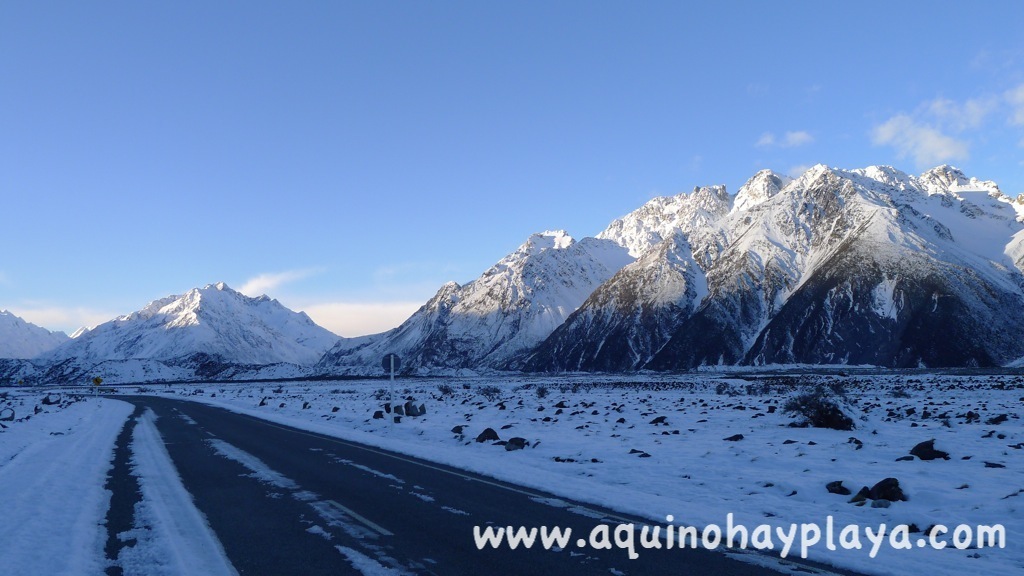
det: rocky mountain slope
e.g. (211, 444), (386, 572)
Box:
(316, 231), (633, 374)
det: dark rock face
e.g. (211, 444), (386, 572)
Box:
(525, 235), (703, 372)
(744, 247), (1024, 368)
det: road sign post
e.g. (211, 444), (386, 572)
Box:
(381, 354), (401, 423)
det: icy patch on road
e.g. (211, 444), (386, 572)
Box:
(206, 438), (300, 491)
(334, 457), (405, 483)
(117, 409), (237, 576)
(334, 545), (411, 576)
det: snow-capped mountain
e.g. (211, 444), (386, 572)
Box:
(316, 231), (633, 374)
(524, 232), (707, 371)
(320, 164), (1024, 374)
(41, 283), (339, 381)
(0, 310), (69, 359)
(589, 164), (1024, 370)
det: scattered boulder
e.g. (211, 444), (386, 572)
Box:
(505, 437), (529, 451)
(372, 410), (384, 420)
(909, 439), (950, 461)
(331, 406), (340, 413)
(870, 499), (892, 509)
(984, 462), (1006, 469)
(451, 425), (466, 434)
(0, 407), (14, 422)
(723, 434), (744, 442)
(650, 416), (667, 425)
(475, 428), (500, 443)
(404, 401), (426, 417)
(41, 393), (61, 406)
(826, 481), (851, 496)
(986, 414), (1008, 425)
(849, 486), (871, 504)
(869, 478), (906, 502)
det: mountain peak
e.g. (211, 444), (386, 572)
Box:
(45, 283), (339, 367)
(733, 169), (791, 212)
(0, 310), (70, 359)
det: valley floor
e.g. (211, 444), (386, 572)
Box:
(0, 372), (1021, 575)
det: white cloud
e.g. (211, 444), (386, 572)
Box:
(926, 96), (998, 131)
(8, 306), (119, 334)
(1006, 84), (1024, 125)
(756, 131), (814, 148)
(298, 301), (422, 338)
(781, 131), (814, 147)
(871, 114), (969, 169)
(239, 268), (321, 297)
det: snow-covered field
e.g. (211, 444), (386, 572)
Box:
(2, 372), (1021, 576)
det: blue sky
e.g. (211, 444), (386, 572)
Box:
(2, 1), (1023, 337)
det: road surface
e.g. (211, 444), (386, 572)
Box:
(107, 395), (855, 575)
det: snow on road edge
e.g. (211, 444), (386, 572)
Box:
(115, 409), (238, 576)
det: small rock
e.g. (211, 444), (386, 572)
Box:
(849, 486), (871, 504)
(869, 478), (906, 502)
(372, 410), (384, 419)
(475, 428), (500, 443)
(826, 481), (851, 496)
(985, 414), (1008, 425)
(895, 455), (915, 462)
(650, 416), (667, 425)
(723, 434), (744, 441)
(870, 499), (892, 509)
(984, 462), (1006, 469)
(505, 437), (529, 451)
(451, 425), (466, 434)
(910, 439), (950, 461)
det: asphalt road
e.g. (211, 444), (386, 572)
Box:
(109, 395), (855, 575)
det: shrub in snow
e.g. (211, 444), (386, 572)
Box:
(783, 385), (855, 431)
(478, 385), (501, 401)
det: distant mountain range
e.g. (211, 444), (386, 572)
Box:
(3, 164), (1023, 384)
